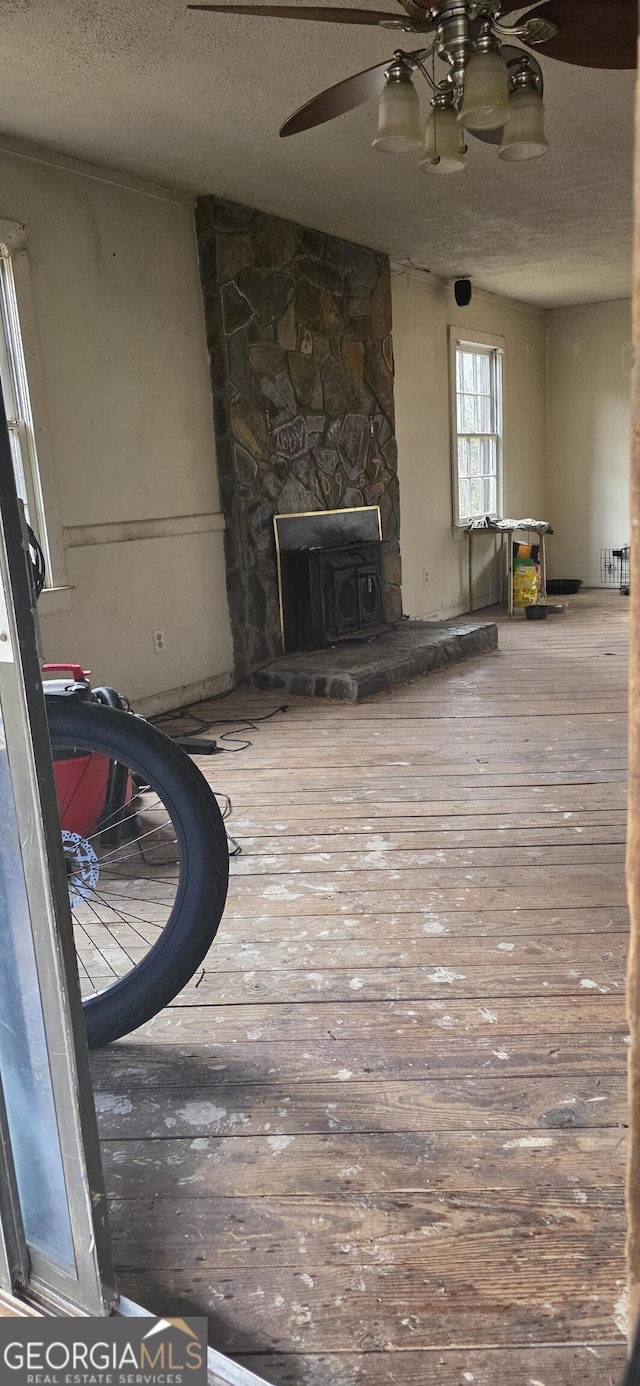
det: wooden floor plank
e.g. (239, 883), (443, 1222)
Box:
(214, 907), (629, 939)
(94, 1074), (627, 1139)
(226, 863), (626, 893)
(95, 592), (629, 1381)
(218, 885), (628, 915)
(107, 1190), (625, 1270)
(215, 784), (628, 809)
(230, 845), (627, 873)
(169, 960), (626, 1005)
(115, 1261), (625, 1351)
(234, 1346), (628, 1386)
(135, 994), (628, 1041)
(100, 1128), (627, 1198)
(228, 794), (627, 820)
(237, 825), (628, 852)
(91, 1031), (627, 1086)
(183, 933), (629, 972)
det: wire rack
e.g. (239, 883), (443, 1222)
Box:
(601, 546), (630, 594)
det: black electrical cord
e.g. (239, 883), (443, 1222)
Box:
(217, 705), (289, 753)
(214, 791), (241, 856)
(151, 704), (289, 858)
(152, 702), (289, 753)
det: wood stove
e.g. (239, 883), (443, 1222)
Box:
(274, 506), (386, 653)
(285, 539), (384, 650)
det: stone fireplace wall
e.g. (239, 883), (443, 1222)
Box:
(195, 196), (401, 677)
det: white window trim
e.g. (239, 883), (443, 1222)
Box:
(448, 325), (505, 530)
(0, 220), (70, 612)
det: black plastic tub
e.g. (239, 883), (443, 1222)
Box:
(546, 579), (582, 595)
(525, 604), (549, 620)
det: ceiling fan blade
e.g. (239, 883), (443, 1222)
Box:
(518, 0), (637, 69)
(280, 57), (395, 136)
(188, 4), (411, 24)
(397, 0), (432, 19)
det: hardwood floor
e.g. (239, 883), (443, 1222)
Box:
(92, 590), (630, 1386)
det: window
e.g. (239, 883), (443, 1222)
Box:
(450, 330), (504, 526)
(0, 247), (50, 570)
(0, 221), (68, 609)
(0, 433), (114, 1315)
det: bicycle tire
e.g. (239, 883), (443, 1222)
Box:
(46, 700), (229, 1048)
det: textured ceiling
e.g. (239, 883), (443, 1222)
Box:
(0, 0), (633, 305)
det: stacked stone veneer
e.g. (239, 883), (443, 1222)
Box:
(196, 196), (402, 677)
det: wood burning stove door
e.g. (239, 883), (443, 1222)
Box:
(358, 569), (384, 629)
(331, 564), (360, 640)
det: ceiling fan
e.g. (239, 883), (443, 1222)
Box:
(188, 0), (637, 172)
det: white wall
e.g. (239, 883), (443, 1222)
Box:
(391, 266), (547, 620)
(0, 137), (232, 712)
(546, 299), (631, 586)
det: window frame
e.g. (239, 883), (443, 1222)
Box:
(449, 326), (505, 529)
(0, 392), (115, 1315)
(0, 221), (69, 613)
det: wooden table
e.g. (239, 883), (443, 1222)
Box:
(467, 522), (550, 616)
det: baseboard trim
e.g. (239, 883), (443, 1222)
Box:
(407, 592), (499, 622)
(134, 670), (234, 718)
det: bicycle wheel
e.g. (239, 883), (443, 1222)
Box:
(46, 700), (229, 1048)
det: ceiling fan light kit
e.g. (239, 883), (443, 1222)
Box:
(373, 45), (546, 172)
(498, 63), (549, 159)
(372, 56), (423, 151)
(457, 25), (511, 130)
(419, 94), (467, 174)
(190, 0), (637, 174)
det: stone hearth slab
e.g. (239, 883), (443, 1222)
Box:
(251, 619), (498, 701)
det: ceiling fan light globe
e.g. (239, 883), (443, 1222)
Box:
(372, 76), (423, 152)
(419, 108), (466, 174)
(458, 48), (510, 131)
(498, 85), (548, 160)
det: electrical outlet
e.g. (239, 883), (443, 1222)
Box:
(152, 629), (166, 654)
(423, 569), (430, 586)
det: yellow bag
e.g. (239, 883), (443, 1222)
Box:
(513, 564), (540, 607)
(512, 542), (541, 608)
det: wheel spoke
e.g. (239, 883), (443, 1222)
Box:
(55, 740), (181, 998)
